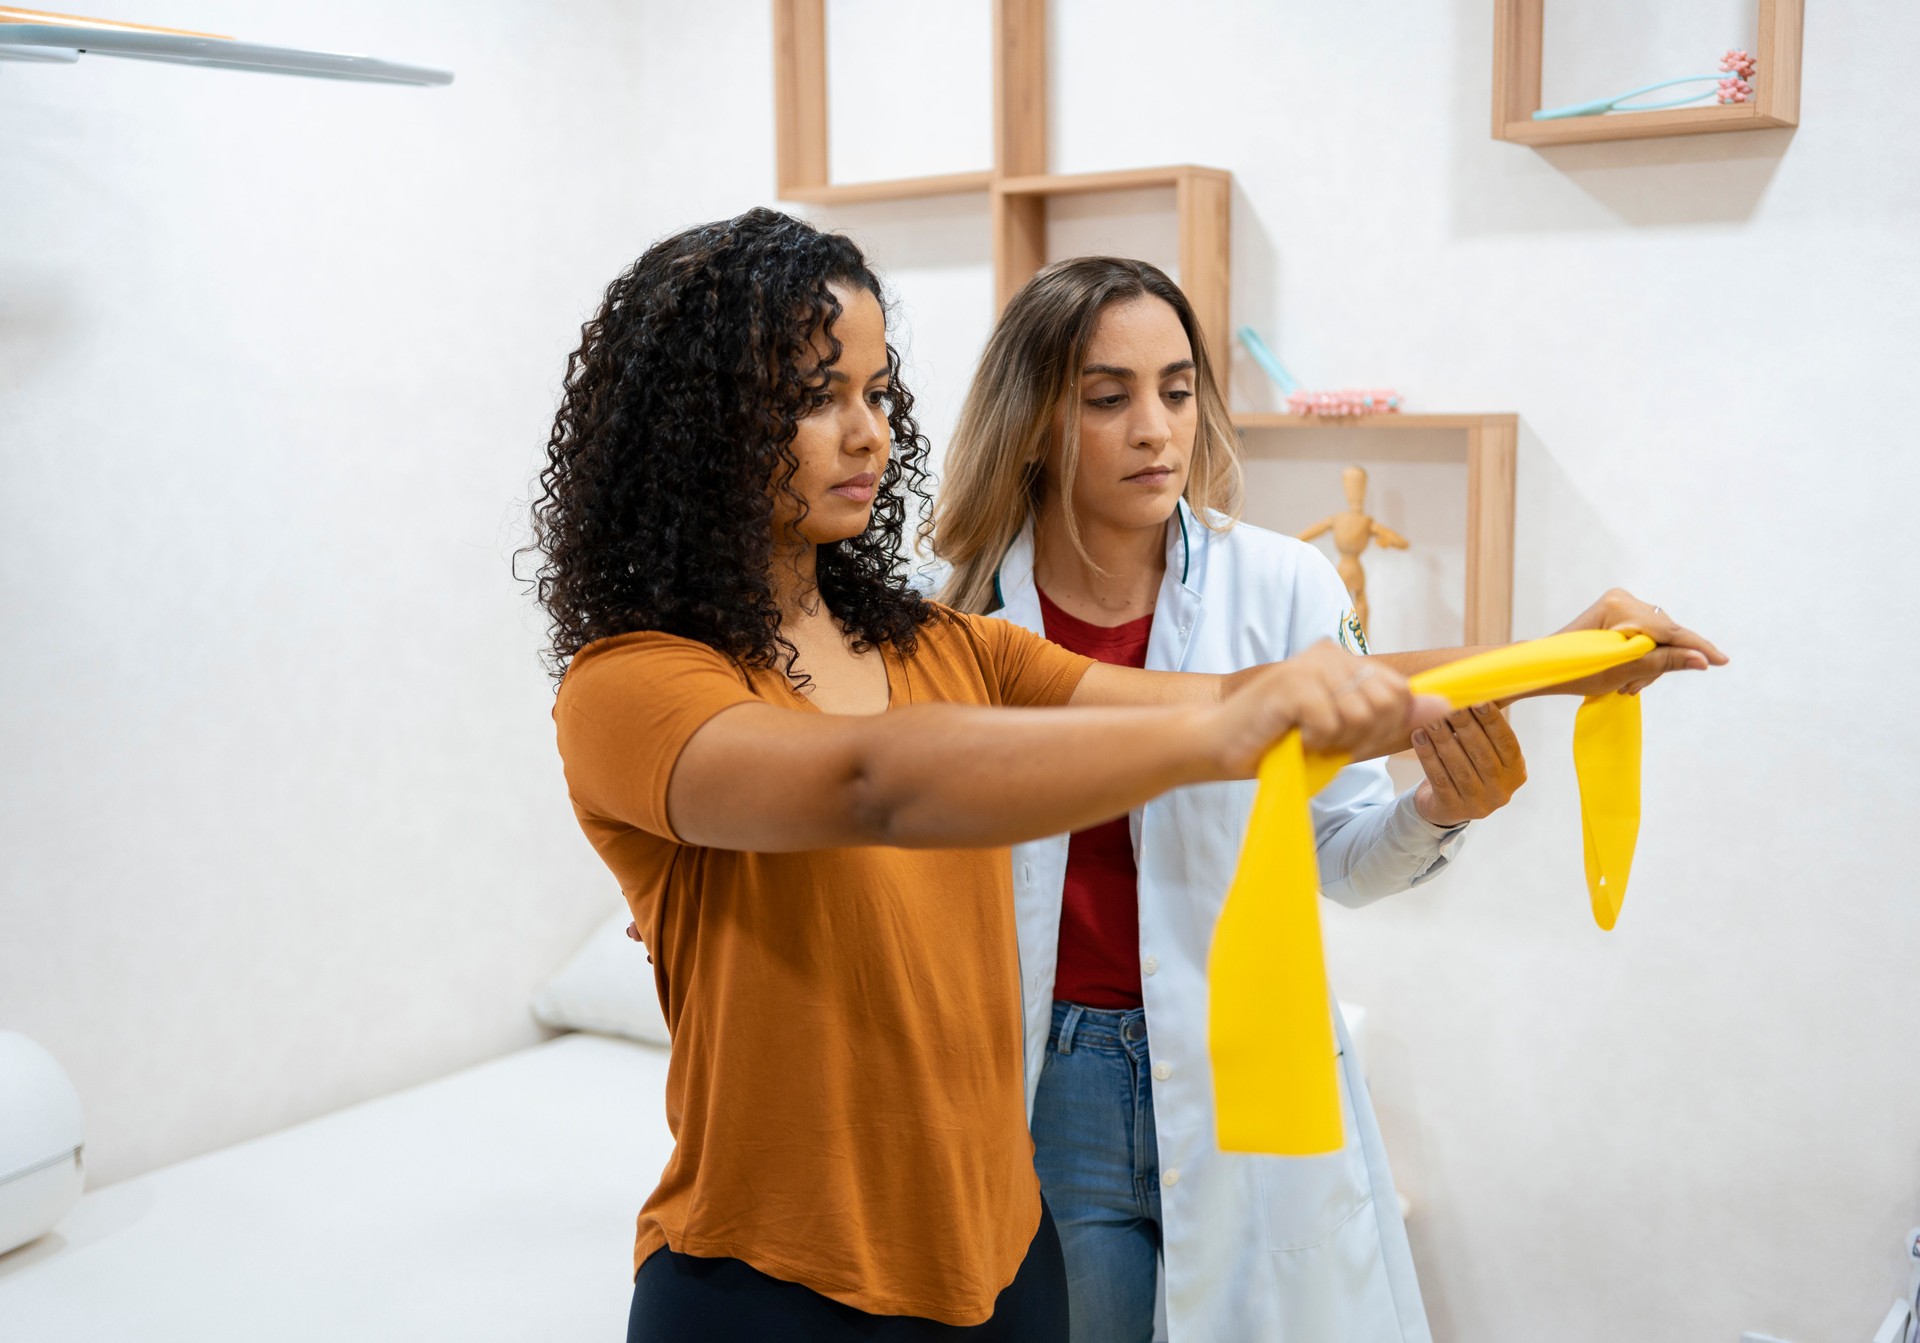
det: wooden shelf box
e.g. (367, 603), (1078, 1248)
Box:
(1232, 414), (1518, 646)
(992, 166), (1233, 393)
(768, 2), (1514, 648)
(772, 0), (1045, 204)
(1492, 0), (1802, 146)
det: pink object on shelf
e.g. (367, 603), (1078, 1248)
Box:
(1715, 49), (1757, 103)
(1285, 389), (1403, 419)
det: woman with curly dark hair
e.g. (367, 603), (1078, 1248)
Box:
(529, 207), (1438, 1342)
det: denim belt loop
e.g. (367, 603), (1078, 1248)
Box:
(1054, 1003), (1085, 1056)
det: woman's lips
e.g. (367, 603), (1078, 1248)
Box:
(1125, 466), (1176, 486)
(829, 472), (877, 502)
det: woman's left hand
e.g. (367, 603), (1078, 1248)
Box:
(1412, 703), (1528, 827)
(1552, 588), (1729, 697)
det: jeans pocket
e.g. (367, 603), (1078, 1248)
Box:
(1257, 1047), (1374, 1253)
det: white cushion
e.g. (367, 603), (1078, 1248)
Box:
(531, 912), (671, 1046)
(0, 1032), (86, 1256)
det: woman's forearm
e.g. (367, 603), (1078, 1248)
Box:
(665, 698), (1230, 853)
(851, 702), (1223, 849)
(1370, 647), (1494, 679)
(666, 643), (1423, 853)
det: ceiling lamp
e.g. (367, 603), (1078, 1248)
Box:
(0, 6), (452, 86)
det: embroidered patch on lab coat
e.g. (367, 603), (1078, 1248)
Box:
(1338, 608), (1370, 655)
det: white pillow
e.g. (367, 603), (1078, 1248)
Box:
(0, 1032), (86, 1255)
(531, 912), (670, 1047)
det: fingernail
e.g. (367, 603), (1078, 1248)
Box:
(1412, 730), (1429, 747)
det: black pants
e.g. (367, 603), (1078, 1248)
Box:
(628, 1201), (1069, 1342)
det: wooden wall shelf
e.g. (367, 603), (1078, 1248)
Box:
(779, 170), (997, 207)
(1233, 413), (1506, 432)
(1493, 0), (1802, 146)
(768, 2), (1514, 645)
(993, 166), (1231, 390)
(994, 166), (1227, 197)
(1234, 415), (1518, 646)
(771, 0), (1234, 393)
(773, 0), (1045, 199)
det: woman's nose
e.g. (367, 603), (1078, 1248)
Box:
(1132, 403), (1173, 449)
(848, 402), (886, 452)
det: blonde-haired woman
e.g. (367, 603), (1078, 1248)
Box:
(932, 256), (1722, 1342)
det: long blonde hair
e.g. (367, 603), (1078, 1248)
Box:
(931, 257), (1242, 613)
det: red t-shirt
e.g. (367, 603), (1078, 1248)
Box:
(1037, 587), (1154, 1010)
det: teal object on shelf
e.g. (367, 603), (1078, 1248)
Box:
(1532, 49), (1755, 121)
(1534, 74), (1728, 120)
(1236, 327), (1300, 394)
(1236, 327), (1402, 416)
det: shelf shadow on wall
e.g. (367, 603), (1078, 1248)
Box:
(0, 271), (78, 387)
(1223, 176), (1284, 413)
(797, 191), (991, 276)
(1447, 0), (1793, 234)
(1510, 419), (1630, 627)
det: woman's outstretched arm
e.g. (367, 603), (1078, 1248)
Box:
(1367, 589), (1728, 695)
(665, 643), (1441, 852)
(1070, 588), (1727, 718)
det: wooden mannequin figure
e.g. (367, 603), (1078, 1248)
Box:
(1297, 465), (1409, 641)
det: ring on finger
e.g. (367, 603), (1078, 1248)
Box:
(1337, 666), (1377, 694)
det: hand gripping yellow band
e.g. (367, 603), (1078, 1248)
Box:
(1208, 630), (1657, 1156)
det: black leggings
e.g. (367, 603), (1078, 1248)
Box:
(628, 1200), (1068, 1342)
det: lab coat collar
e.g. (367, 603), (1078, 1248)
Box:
(1151, 499), (1203, 672)
(992, 498), (1203, 631)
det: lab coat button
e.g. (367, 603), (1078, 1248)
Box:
(1152, 1062), (1172, 1081)
(1142, 955), (1159, 976)
(1162, 1169), (1180, 1188)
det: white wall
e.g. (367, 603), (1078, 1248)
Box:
(0, 0), (776, 1185)
(829, 5), (1920, 1340)
(5, 3), (1916, 1342)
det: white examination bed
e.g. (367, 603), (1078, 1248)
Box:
(0, 1033), (674, 1342)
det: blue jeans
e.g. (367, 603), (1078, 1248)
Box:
(1030, 1002), (1161, 1343)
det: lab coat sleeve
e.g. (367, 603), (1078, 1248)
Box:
(1285, 542), (1468, 907)
(1316, 781), (1467, 908)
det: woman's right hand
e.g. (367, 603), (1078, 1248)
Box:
(1551, 588), (1729, 697)
(1211, 642), (1450, 778)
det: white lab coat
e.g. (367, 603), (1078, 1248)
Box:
(996, 502), (1462, 1343)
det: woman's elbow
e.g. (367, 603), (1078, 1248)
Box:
(842, 748), (917, 846)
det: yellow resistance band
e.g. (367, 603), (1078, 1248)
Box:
(1209, 629), (1656, 1156)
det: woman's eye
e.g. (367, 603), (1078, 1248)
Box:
(866, 389), (893, 409)
(1087, 394), (1126, 409)
(1166, 389), (1194, 403)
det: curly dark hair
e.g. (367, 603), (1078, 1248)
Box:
(525, 208), (936, 682)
